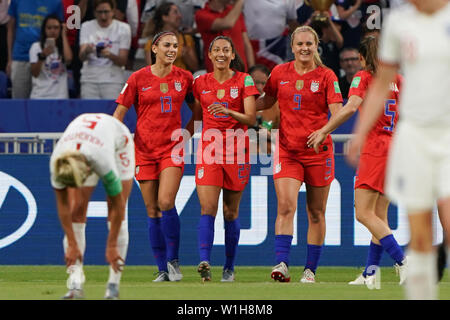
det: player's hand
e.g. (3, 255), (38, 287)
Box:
(346, 135), (363, 168)
(65, 244), (83, 267)
(106, 246), (125, 273)
(208, 103), (230, 116)
(307, 129), (327, 154)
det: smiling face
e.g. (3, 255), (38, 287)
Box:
(208, 38), (235, 71)
(152, 34), (178, 65)
(291, 30), (318, 65)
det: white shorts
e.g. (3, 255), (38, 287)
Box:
(386, 121), (450, 212)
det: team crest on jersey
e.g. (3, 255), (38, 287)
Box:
(310, 80), (320, 92)
(160, 83), (168, 93)
(230, 87), (239, 99)
(198, 167), (204, 179)
(174, 81), (182, 92)
(295, 80), (303, 91)
(217, 89), (225, 99)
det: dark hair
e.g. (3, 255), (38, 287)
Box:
(359, 35), (378, 74)
(93, 0), (116, 10)
(39, 14), (64, 62)
(150, 31), (177, 64)
(208, 36), (245, 72)
(153, 2), (175, 34)
(248, 64), (270, 77)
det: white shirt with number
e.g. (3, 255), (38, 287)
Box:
(29, 42), (68, 99)
(79, 19), (131, 84)
(50, 113), (134, 190)
(379, 3), (450, 126)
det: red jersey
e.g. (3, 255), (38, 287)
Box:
(116, 65), (193, 165)
(193, 71), (259, 161)
(264, 62), (343, 155)
(195, 3), (248, 73)
(349, 70), (402, 156)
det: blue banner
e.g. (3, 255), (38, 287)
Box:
(0, 155), (433, 267)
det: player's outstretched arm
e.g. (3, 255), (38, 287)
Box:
(308, 96), (362, 153)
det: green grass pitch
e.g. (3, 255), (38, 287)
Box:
(0, 265), (449, 300)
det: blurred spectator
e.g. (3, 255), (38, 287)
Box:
(79, 0), (131, 99)
(29, 15), (72, 99)
(195, 0), (254, 72)
(338, 47), (361, 99)
(296, 0), (314, 25)
(311, 12), (344, 77)
(243, 0), (298, 70)
(0, 0), (9, 73)
(143, 2), (199, 72)
(141, 0), (205, 33)
(248, 64), (279, 155)
(7, 0), (63, 98)
(335, 0), (363, 49)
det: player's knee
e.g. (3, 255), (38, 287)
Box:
(201, 203), (218, 216)
(223, 209), (238, 221)
(277, 200), (296, 217)
(145, 204), (159, 218)
(157, 198), (175, 212)
(355, 211), (370, 225)
(308, 208), (325, 224)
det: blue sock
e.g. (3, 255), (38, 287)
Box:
(275, 235), (293, 265)
(224, 218), (241, 271)
(161, 207), (180, 262)
(147, 217), (167, 272)
(304, 244), (323, 274)
(198, 215), (215, 263)
(380, 234), (405, 265)
(362, 242), (384, 277)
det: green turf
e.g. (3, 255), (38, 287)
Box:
(0, 265), (448, 300)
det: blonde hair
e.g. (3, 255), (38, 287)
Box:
(54, 151), (91, 187)
(290, 26), (324, 68)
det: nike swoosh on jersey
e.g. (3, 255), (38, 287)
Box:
(202, 90), (211, 94)
(142, 86), (152, 91)
(280, 81), (289, 85)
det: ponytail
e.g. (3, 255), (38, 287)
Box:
(54, 151), (91, 187)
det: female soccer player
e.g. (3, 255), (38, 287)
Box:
(257, 26), (343, 283)
(189, 35), (258, 282)
(51, 113), (134, 300)
(308, 35), (406, 286)
(347, 0), (450, 299)
(114, 31), (194, 282)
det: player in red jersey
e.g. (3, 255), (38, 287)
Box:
(114, 31), (194, 282)
(188, 35), (258, 282)
(256, 26), (343, 283)
(308, 36), (406, 286)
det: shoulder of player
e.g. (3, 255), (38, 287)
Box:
(172, 65), (194, 81)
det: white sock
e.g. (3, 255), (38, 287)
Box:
(405, 249), (437, 300)
(63, 223), (86, 289)
(107, 220), (129, 285)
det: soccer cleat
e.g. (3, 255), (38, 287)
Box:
(300, 268), (316, 283)
(348, 273), (366, 285)
(198, 261), (212, 282)
(152, 271), (170, 282)
(221, 269), (235, 282)
(271, 262), (290, 282)
(104, 283), (119, 300)
(62, 289), (85, 300)
(167, 259), (183, 282)
(395, 257), (408, 285)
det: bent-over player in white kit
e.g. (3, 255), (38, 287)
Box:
(347, 0), (450, 299)
(50, 113), (135, 299)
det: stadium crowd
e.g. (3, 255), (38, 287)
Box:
(0, 0), (399, 100)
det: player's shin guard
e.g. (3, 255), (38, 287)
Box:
(148, 217), (168, 272)
(198, 214), (215, 263)
(275, 235), (293, 265)
(161, 207), (181, 262)
(405, 249), (437, 300)
(224, 218), (241, 271)
(107, 220), (129, 285)
(63, 223), (86, 289)
(304, 244), (323, 274)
